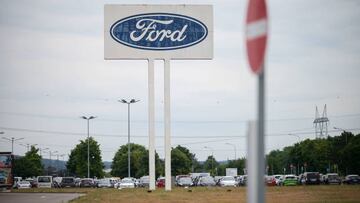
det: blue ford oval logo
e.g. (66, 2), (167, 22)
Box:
(110, 13), (208, 51)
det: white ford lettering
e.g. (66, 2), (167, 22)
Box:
(130, 19), (188, 42)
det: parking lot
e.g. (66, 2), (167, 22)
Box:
(9, 185), (360, 203)
(0, 193), (83, 203)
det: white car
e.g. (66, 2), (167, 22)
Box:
(219, 176), (237, 187)
(37, 176), (52, 188)
(16, 181), (31, 189)
(118, 177), (136, 189)
(97, 179), (113, 188)
(273, 174), (283, 186)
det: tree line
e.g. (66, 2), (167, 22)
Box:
(12, 132), (359, 178)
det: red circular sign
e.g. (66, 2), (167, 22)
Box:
(246, 0), (268, 74)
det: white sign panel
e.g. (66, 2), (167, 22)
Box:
(104, 5), (213, 60)
(226, 168), (238, 177)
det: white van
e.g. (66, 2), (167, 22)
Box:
(37, 176), (52, 188)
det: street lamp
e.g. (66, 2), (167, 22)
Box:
(334, 127), (349, 174)
(204, 146), (214, 175)
(48, 150), (58, 175)
(20, 143), (38, 152)
(288, 133), (301, 143)
(39, 147), (49, 157)
(82, 116), (96, 179)
(225, 143), (237, 160)
(2, 136), (24, 154)
(288, 134), (301, 175)
(119, 99), (140, 178)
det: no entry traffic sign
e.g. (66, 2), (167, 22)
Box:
(246, 0), (268, 74)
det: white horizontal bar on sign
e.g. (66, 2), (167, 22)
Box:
(246, 19), (267, 40)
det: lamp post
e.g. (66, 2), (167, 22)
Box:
(39, 147), (49, 157)
(288, 133), (301, 143)
(119, 99), (140, 178)
(82, 116), (96, 179)
(225, 143), (237, 160)
(48, 150), (58, 175)
(204, 146), (214, 175)
(288, 134), (301, 175)
(2, 136), (24, 154)
(333, 127), (348, 174)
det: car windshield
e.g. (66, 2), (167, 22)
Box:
(122, 179), (134, 183)
(179, 177), (192, 183)
(38, 177), (51, 182)
(286, 176), (295, 180)
(100, 179), (110, 184)
(349, 175), (359, 180)
(201, 177), (215, 183)
(19, 181), (30, 184)
(222, 177), (235, 181)
(82, 179), (92, 183)
(306, 173), (318, 178)
(328, 175), (338, 179)
(62, 178), (74, 183)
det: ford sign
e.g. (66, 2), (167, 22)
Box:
(110, 13), (208, 51)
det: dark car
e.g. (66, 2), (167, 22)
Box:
(324, 173), (341, 185)
(60, 177), (76, 188)
(303, 172), (320, 185)
(176, 177), (193, 187)
(197, 176), (216, 186)
(343, 175), (360, 184)
(79, 178), (95, 187)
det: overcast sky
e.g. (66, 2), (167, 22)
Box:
(0, 0), (359, 162)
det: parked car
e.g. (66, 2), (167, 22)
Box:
(343, 175), (360, 184)
(117, 177), (136, 189)
(139, 176), (150, 187)
(283, 175), (297, 186)
(238, 175), (247, 186)
(97, 178), (113, 188)
(60, 177), (76, 188)
(265, 176), (277, 186)
(273, 175), (283, 186)
(324, 173), (341, 185)
(25, 178), (37, 188)
(218, 176), (237, 187)
(156, 177), (165, 188)
(15, 181), (32, 189)
(80, 178), (95, 188)
(303, 172), (320, 185)
(37, 176), (52, 188)
(176, 177), (193, 187)
(197, 176), (216, 187)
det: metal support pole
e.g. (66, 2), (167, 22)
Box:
(247, 65), (265, 203)
(164, 58), (171, 191)
(128, 103), (131, 177)
(148, 58), (156, 190)
(11, 138), (14, 154)
(87, 119), (90, 179)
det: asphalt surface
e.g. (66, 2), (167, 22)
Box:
(0, 193), (84, 203)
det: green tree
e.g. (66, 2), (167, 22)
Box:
(171, 148), (192, 175)
(13, 146), (43, 178)
(66, 137), (104, 178)
(203, 155), (219, 176)
(111, 143), (162, 178)
(174, 145), (200, 173)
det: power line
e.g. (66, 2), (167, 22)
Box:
(1, 111), (360, 124)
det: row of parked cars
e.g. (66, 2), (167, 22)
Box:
(12, 173), (359, 189)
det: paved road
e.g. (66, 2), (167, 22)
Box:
(0, 193), (84, 203)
